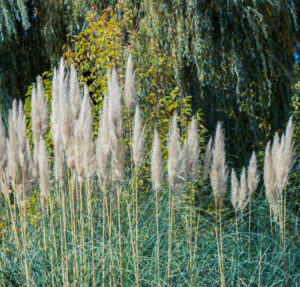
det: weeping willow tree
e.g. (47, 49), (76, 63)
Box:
(0, 0), (117, 111)
(137, 0), (298, 163)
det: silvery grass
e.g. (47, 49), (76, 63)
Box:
(0, 59), (298, 286)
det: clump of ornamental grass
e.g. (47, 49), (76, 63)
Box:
(264, 117), (295, 249)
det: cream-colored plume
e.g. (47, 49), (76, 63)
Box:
(69, 64), (82, 120)
(51, 68), (64, 184)
(151, 129), (162, 191)
(132, 105), (145, 170)
(74, 85), (95, 182)
(31, 77), (48, 168)
(238, 167), (248, 213)
(210, 122), (227, 205)
(203, 137), (212, 180)
(247, 151), (259, 197)
(124, 54), (136, 112)
(264, 141), (279, 221)
(96, 94), (111, 181)
(187, 117), (199, 179)
(273, 116), (295, 192)
(231, 169), (239, 210)
(167, 112), (182, 187)
(108, 69), (123, 181)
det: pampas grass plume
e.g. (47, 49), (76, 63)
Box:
(124, 54), (136, 112)
(247, 151), (259, 197)
(238, 167), (248, 212)
(203, 137), (212, 180)
(210, 122), (227, 204)
(151, 129), (162, 191)
(132, 105), (145, 170)
(167, 112), (181, 187)
(231, 169), (239, 210)
(187, 117), (199, 179)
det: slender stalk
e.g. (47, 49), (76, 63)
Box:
(191, 212), (201, 286)
(155, 186), (161, 286)
(125, 199), (138, 286)
(135, 171), (140, 286)
(20, 203), (30, 287)
(102, 181), (106, 287)
(167, 185), (174, 285)
(258, 233), (263, 287)
(248, 202), (252, 258)
(86, 178), (95, 287)
(189, 181), (194, 272)
(79, 180), (86, 283)
(117, 183), (123, 287)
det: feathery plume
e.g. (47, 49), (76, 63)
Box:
(59, 61), (75, 170)
(187, 117), (199, 179)
(96, 94), (111, 181)
(167, 112), (182, 187)
(151, 129), (162, 191)
(108, 69), (123, 181)
(74, 85), (95, 182)
(231, 169), (239, 210)
(51, 68), (64, 184)
(7, 100), (34, 207)
(31, 77), (48, 168)
(238, 167), (248, 212)
(69, 64), (82, 120)
(264, 141), (279, 221)
(132, 105), (145, 170)
(210, 122), (228, 205)
(38, 137), (50, 207)
(124, 54), (136, 112)
(7, 100), (21, 187)
(247, 151), (259, 197)
(274, 116), (295, 191)
(203, 137), (212, 180)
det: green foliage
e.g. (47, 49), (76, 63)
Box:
(0, 0), (29, 40)
(24, 3), (202, 157)
(136, 0), (298, 165)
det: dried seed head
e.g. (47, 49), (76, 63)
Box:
(69, 64), (82, 120)
(231, 169), (239, 210)
(108, 69), (123, 181)
(247, 151), (259, 197)
(203, 137), (213, 180)
(151, 129), (162, 191)
(124, 54), (136, 112)
(132, 105), (145, 170)
(264, 141), (279, 222)
(210, 122), (227, 205)
(273, 116), (295, 192)
(187, 117), (199, 179)
(96, 94), (111, 181)
(238, 167), (248, 212)
(31, 77), (48, 168)
(167, 112), (181, 187)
